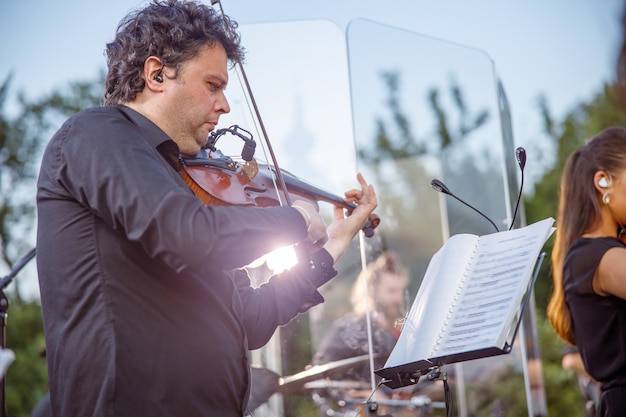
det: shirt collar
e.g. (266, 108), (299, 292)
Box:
(117, 105), (180, 170)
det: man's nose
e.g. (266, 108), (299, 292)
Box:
(217, 93), (230, 114)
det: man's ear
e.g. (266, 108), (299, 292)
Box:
(144, 56), (165, 90)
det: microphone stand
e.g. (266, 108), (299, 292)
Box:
(0, 247), (36, 417)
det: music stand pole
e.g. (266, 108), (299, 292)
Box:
(0, 248), (37, 417)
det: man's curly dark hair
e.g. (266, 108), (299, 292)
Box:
(104, 0), (244, 106)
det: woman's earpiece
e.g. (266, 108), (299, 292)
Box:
(599, 176), (611, 188)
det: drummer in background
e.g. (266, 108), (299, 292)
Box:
(311, 251), (413, 409)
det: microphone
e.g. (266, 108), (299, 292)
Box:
(241, 139), (256, 162)
(430, 178), (499, 233)
(508, 147), (526, 230)
(515, 147), (526, 170)
(204, 124), (257, 161)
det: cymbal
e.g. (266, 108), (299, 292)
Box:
(278, 354), (381, 393)
(303, 379), (372, 391)
(341, 395), (437, 408)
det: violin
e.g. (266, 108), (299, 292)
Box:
(178, 127), (380, 237)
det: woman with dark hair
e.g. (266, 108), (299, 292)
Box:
(548, 126), (626, 417)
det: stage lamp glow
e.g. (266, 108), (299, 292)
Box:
(247, 245), (298, 274)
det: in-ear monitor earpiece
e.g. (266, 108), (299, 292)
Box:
(153, 65), (165, 83)
(599, 177), (610, 188)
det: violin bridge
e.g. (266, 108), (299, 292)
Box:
(241, 159), (259, 181)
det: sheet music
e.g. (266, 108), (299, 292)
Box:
(433, 228), (542, 357)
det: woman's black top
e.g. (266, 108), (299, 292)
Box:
(564, 237), (626, 416)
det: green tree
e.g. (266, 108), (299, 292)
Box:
(4, 301), (48, 417)
(0, 73), (104, 302)
(0, 76), (43, 306)
(0, 72), (103, 417)
(359, 70), (489, 177)
(525, 84), (626, 313)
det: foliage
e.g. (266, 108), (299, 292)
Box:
(4, 300), (47, 417)
(466, 367), (529, 417)
(525, 84), (626, 313)
(0, 77), (41, 305)
(0, 72), (104, 303)
(536, 312), (589, 417)
(359, 70), (489, 166)
(0, 72), (104, 417)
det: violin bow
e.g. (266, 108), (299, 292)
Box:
(212, 0), (294, 207)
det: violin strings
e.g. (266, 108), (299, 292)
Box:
(232, 66), (286, 207)
(215, 0), (290, 208)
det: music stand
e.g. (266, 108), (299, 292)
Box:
(377, 251), (547, 417)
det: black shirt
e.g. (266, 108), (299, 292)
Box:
(564, 237), (626, 392)
(36, 105), (337, 417)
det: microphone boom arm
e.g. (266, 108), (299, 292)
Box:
(430, 147), (527, 234)
(430, 178), (499, 233)
(446, 191), (500, 233)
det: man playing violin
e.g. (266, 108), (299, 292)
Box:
(35, 1), (377, 417)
